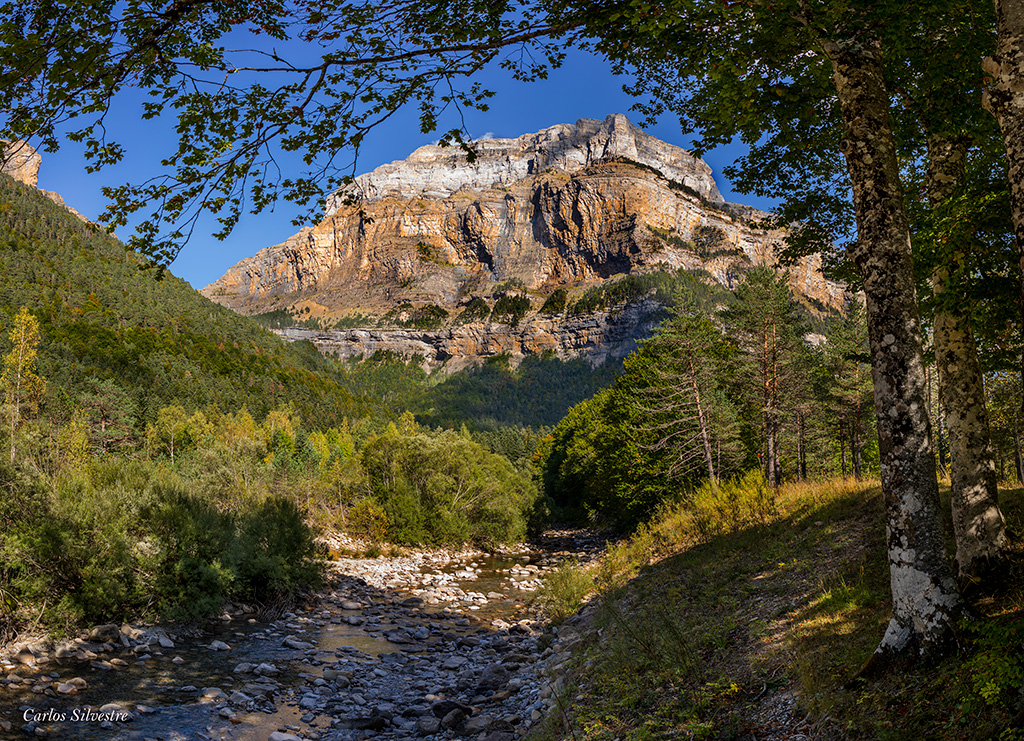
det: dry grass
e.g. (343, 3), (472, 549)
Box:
(533, 476), (1024, 741)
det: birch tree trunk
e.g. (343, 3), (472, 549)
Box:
(927, 135), (1008, 583)
(986, 0), (1024, 461)
(823, 37), (963, 658)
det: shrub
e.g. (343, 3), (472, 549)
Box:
(539, 288), (568, 315)
(407, 304), (449, 329)
(458, 296), (491, 323)
(348, 498), (390, 541)
(680, 470), (776, 543)
(535, 559), (594, 621)
(491, 293), (531, 325)
(1, 460), (324, 626)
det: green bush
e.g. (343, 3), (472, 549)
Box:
(348, 498), (390, 541)
(539, 288), (568, 315)
(457, 296), (491, 323)
(535, 559), (594, 620)
(491, 293), (532, 325)
(0, 460), (324, 627)
(359, 424), (537, 546)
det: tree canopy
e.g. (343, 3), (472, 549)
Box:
(1, 0), (576, 265)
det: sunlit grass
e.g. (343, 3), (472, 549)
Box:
(533, 476), (1024, 741)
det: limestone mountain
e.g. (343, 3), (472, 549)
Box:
(203, 114), (846, 369)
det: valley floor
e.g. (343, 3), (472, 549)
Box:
(0, 534), (600, 740)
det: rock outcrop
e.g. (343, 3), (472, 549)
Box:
(1, 140), (41, 187)
(326, 113), (723, 210)
(1, 140), (93, 223)
(278, 299), (664, 372)
(204, 114), (847, 368)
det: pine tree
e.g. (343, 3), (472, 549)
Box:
(721, 267), (809, 487)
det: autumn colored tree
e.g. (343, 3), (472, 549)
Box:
(1, 308), (45, 464)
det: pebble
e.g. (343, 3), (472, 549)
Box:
(0, 528), (606, 741)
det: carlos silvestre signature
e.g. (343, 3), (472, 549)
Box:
(22, 706), (132, 723)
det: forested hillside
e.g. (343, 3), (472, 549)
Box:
(0, 173), (369, 428)
(0, 175), (544, 635)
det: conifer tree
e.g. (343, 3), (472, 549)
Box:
(636, 308), (732, 485)
(721, 267), (808, 487)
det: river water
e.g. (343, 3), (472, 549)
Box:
(0, 537), (603, 741)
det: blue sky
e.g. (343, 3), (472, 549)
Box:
(33, 48), (772, 290)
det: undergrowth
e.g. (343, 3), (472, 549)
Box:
(532, 475), (1024, 741)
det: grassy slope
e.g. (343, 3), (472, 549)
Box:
(535, 478), (1024, 741)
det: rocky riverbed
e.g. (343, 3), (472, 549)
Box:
(0, 531), (605, 741)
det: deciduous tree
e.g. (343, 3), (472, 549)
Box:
(1, 307), (45, 464)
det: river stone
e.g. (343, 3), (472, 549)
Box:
(337, 716), (389, 731)
(341, 601), (362, 610)
(480, 733), (516, 741)
(282, 636), (314, 650)
(269, 733), (303, 741)
(99, 703), (132, 720)
(219, 707), (237, 720)
(157, 636), (174, 649)
(464, 715), (494, 733)
(345, 615), (364, 625)
(230, 690), (252, 705)
(416, 716), (441, 734)
(208, 640), (231, 651)
(477, 664), (510, 690)
(440, 708), (466, 730)
(200, 687), (228, 702)
(56, 682), (77, 695)
(298, 694), (319, 709)
(254, 662), (279, 676)
(88, 624), (121, 643)
(234, 662), (254, 673)
(432, 700), (472, 718)
(14, 647), (35, 666)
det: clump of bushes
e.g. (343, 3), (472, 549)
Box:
(491, 293), (532, 325)
(0, 459), (324, 626)
(357, 421), (538, 547)
(457, 296), (491, 323)
(539, 288), (568, 315)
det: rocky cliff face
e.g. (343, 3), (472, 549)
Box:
(1, 140), (93, 223)
(203, 114), (847, 369)
(326, 113), (723, 209)
(1, 140), (41, 187)
(278, 299), (664, 372)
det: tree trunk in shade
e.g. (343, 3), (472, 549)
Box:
(823, 36), (963, 658)
(927, 134), (1008, 583)
(986, 0), (1024, 480)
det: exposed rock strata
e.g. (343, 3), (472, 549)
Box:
(327, 113), (723, 208)
(0, 140), (41, 187)
(0, 140), (93, 223)
(204, 115), (847, 367)
(278, 299), (664, 371)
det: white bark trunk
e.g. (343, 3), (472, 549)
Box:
(823, 37), (963, 658)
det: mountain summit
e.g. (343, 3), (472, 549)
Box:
(202, 115), (844, 369)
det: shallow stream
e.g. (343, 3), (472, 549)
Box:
(0, 544), (590, 741)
